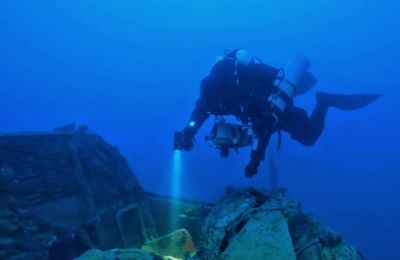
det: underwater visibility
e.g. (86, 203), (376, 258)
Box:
(0, 1), (399, 259)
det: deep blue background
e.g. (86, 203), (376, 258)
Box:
(1, 1), (399, 258)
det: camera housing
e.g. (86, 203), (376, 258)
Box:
(206, 122), (253, 157)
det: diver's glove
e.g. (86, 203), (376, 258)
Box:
(181, 126), (196, 151)
(245, 159), (260, 178)
(245, 150), (264, 178)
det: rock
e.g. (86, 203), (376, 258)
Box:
(8, 253), (43, 260)
(0, 237), (45, 259)
(289, 214), (326, 259)
(320, 243), (362, 260)
(221, 210), (296, 259)
(74, 248), (160, 260)
(0, 209), (19, 234)
(200, 188), (259, 258)
(198, 187), (362, 260)
(319, 230), (342, 247)
(53, 123), (77, 133)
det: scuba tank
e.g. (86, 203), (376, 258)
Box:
(269, 55), (317, 123)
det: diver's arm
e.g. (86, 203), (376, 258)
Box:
(186, 75), (218, 131)
(179, 98), (209, 151)
(180, 77), (214, 150)
(187, 97), (210, 131)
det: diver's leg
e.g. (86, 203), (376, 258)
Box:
(279, 92), (380, 146)
(305, 103), (329, 145)
(279, 105), (328, 146)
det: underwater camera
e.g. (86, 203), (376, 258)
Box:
(206, 122), (253, 157)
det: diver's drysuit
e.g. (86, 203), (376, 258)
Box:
(180, 49), (379, 177)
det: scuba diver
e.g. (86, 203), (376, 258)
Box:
(174, 49), (380, 178)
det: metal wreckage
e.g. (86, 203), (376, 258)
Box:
(0, 125), (363, 260)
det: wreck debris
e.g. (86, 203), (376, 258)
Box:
(1, 126), (364, 259)
(142, 228), (196, 259)
(0, 126), (147, 259)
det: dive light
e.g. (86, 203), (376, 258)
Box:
(173, 131), (184, 151)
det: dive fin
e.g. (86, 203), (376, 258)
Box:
(316, 92), (381, 110)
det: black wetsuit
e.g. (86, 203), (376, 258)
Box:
(188, 57), (328, 173)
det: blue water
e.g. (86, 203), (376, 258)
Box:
(1, 1), (399, 258)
